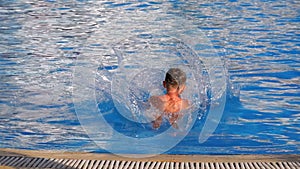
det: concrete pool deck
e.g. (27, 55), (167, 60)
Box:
(0, 148), (299, 168)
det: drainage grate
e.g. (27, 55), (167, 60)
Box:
(0, 156), (299, 169)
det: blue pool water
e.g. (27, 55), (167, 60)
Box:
(0, 0), (299, 155)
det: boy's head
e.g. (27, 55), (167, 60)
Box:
(164, 68), (186, 93)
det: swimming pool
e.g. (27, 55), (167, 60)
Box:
(0, 0), (299, 156)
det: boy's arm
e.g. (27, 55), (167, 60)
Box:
(152, 114), (163, 129)
(182, 99), (190, 109)
(137, 100), (151, 110)
(149, 96), (164, 111)
(149, 96), (165, 129)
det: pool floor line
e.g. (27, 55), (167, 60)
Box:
(0, 148), (299, 169)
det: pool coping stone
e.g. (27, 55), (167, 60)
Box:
(0, 148), (299, 162)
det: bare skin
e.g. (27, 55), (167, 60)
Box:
(149, 81), (189, 129)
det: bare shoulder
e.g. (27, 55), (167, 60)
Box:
(182, 99), (190, 109)
(149, 96), (162, 106)
(149, 95), (165, 111)
(149, 95), (160, 103)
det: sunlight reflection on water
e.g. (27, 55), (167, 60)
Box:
(0, 0), (299, 154)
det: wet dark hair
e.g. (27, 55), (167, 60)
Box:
(165, 68), (186, 88)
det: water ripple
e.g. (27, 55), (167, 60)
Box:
(0, 0), (299, 154)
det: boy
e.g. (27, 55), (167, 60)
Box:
(149, 68), (189, 129)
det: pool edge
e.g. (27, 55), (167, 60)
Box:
(0, 148), (299, 162)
